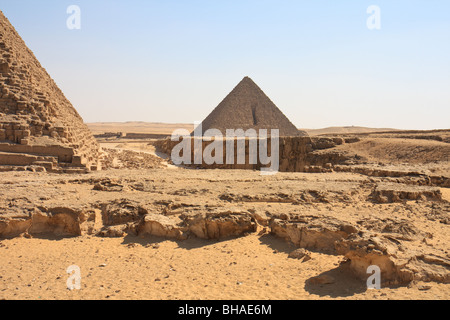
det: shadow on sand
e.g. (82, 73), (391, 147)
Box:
(121, 233), (242, 250)
(258, 234), (370, 298)
(304, 263), (368, 298)
(24, 233), (79, 241)
(257, 233), (297, 254)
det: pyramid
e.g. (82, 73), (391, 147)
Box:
(193, 77), (307, 137)
(0, 11), (101, 172)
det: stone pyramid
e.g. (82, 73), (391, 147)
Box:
(193, 76), (306, 137)
(0, 11), (101, 172)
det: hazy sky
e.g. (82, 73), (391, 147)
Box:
(2, 0), (449, 129)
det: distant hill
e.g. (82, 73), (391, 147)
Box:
(302, 126), (399, 136)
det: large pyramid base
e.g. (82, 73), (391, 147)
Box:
(0, 147), (101, 174)
(0, 116), (102, 174)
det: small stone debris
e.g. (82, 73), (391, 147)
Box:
(288, 248), (312, 262)
(258, 228), (268, 236)
(146, 243), (160, 249)
(418, 285), (432, 291)
(308, 275), (335, 285)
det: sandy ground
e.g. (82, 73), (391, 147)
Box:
(1, 234), (448, 300)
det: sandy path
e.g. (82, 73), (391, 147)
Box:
(100, 142), (178, 169)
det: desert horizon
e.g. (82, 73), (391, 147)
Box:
(87, 121), (402, 136)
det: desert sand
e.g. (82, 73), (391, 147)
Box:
(1, 233), (448, 300)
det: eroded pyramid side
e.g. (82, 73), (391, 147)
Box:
(0, 11), (101, 172)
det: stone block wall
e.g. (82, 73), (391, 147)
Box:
(153, 136), (348, 172)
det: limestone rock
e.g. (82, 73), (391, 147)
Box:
(97, 225), (128, 238)
(288, 248), (312, 262)
(269, 215), (358, 254)
(370, 184), (442, 203)
(137, 214), (186, 240)
(335, 233), (450, 285)
(101, 199), (148, 226)
(186, 209), (257, 240)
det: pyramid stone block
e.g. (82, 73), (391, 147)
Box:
(0, 11), (101, 172)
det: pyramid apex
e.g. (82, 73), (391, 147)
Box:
(237, 76), (259, 88)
